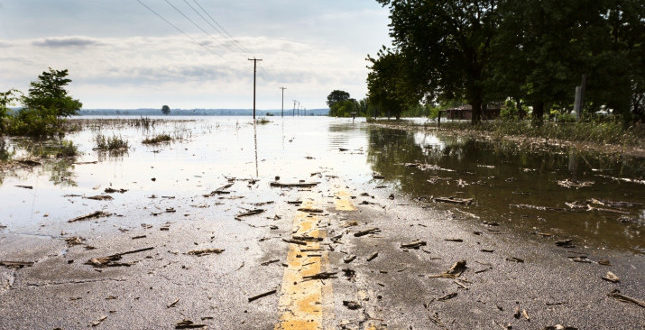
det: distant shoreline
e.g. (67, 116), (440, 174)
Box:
(77, 109), (330, 116)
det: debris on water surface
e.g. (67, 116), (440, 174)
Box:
(203, 183), (233, 197)
(68, 211), (111, 223)
(400, 240), (427, 249)
(444, 238), (464, 242)
(248, 289), (277, 302)
(235, 208), (265, 220)
(187, 248), (224, 256)
(434, 197), (474, 205)
(15, 185), (33, 189)
(602, 271), (620, 283)
(557, 179), (594, 189)
(175, 320), (207, 329)
(297, 207), (324, 213)
(104, 187), (127, 193)
(85, 195), (113, 201)
(354, 228), (380, 237)
(270, 181), (319, 188)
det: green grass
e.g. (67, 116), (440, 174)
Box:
(142, 134), (172, 144)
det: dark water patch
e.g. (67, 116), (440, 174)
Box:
(367, 127), (644, 254)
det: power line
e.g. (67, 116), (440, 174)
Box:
(136, 0), (224, 59)
(163, 0), (235, 53)
(191, 0), (251, 54)
(181, 0), (241, 54)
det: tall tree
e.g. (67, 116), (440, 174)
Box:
(22, 68), (82, 117)
(377, 0), (501, 124)
(326, 90), (350, 109)
(366, 48), (419, 119)
(161, 105), (171, 115)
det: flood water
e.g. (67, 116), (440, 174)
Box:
(0, 117), (643, 253)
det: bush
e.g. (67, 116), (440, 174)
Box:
(142, 134), (172, 144)
(95, 134), (129, 151)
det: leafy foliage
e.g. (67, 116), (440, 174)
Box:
(326, 90), (350, 109)
(161, 105), (171, 115)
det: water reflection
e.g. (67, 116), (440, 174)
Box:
(366, 127), (644, 253)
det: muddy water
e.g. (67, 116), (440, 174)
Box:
(0, 117), (643, 253)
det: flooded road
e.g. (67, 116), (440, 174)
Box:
(1, 117), (642, 252)
(0, 116), (643, 329)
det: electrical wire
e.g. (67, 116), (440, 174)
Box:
(136, 0), (225, 59)
(191, 0), (251, 54)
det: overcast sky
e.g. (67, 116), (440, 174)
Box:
(0, 0), (391, 109)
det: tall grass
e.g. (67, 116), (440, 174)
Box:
(94, 134), (129, 151)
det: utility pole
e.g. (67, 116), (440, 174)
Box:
(293, 100), (296, 117)
(280, 87), (287, 117)
(248, 58), (263, 120)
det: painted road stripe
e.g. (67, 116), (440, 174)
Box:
(334, 190), (356, 211)
(276, 199), (330, 330)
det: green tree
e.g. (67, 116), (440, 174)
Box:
(377, 0), (501, 124)
(327, 90), (350, 109)
(0, 89), (21, 134)
(366, 48), (420, 120)
(161, 105), (171, 115)
(22, 68), (82, 118)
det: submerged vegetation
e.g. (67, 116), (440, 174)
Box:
(142, 134), (172, 144)
(94, 134), (129, 151)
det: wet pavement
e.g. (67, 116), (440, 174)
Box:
(0, 117), (643, 329)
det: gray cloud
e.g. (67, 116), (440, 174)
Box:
(33, 37), (102, 48)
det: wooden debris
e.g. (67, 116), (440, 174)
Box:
(65, 236), (85, 246)
(354, 228), (380, 237)
(429, 260), (467, 278)
(343, 300), (361, 310)
(175, 320), (207, 329)
(104, 187), (127, 193)
(235, 208), (265, 220)
(187, 248), (224, 256)
(506, 257), (524, 263)
(544, 325), (578, 330)
(15, 185), (33, 189)
(91, 315), (108, 327)
(607, 289), (645, 308)
(85, 247), (153, 268)
(602, 271), (620, 283)
(444, 238), (464, 242)
(167, 298), (180, 308)
(68, 211), (111, 223)
(555, 239), (574, 247)
(270, 181), (319, 188)
(85, 195), (113, 201)
(434, 197), (473, 205)
(203, 183), (233, 197)
(437, 292), (457, 301)
(248, 289), (277, 302)
(343, 255), (356, 263)
(17, 159), (41, 166)
(401, 240), (427, 249)
(557, 179), (594, 189)
(367, 252), (379, 262)
(303, 272), (338, 281)
(0, 260), (34, 269)
(297, 207), (324, 213)
(282, 238), (307, 246)
(260, 259), (280, 266)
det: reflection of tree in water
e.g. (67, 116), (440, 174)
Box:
(45, 159), (77, 186)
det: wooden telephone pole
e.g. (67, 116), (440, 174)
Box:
(280, 87), (287, 117)
(248, 58), (262, 120)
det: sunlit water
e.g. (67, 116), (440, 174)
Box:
(0, 116), (643, 253)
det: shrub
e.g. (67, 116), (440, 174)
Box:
(95, 134), (129, 151)
(142, 134), (172, 144)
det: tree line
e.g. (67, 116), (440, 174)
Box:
(363, 0), (643, 124)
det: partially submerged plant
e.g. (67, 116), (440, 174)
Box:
(142, 134), (172, 144)
(94, 133), (129, 151)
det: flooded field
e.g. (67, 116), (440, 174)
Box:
(1, 117), (643, 253)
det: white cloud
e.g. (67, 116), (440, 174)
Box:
(0, 34), (371, 109)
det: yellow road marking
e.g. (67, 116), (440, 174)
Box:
(276, 200), (329, 330)
(334, 190), (356, 211)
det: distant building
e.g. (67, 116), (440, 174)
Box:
(440, 104), (502, 120)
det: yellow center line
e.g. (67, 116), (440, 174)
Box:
(276, 199), (329, 330)
(334, 190), (356, 211)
